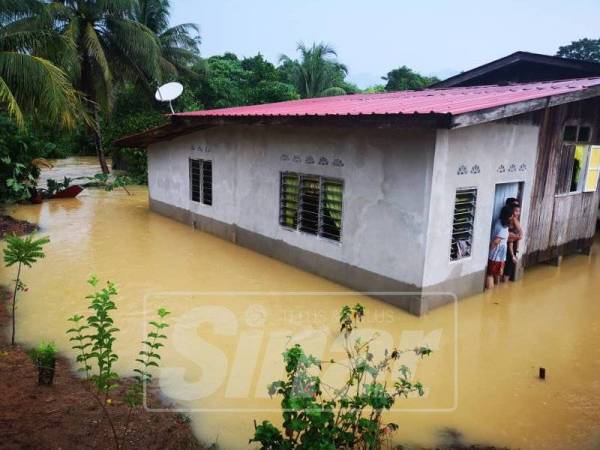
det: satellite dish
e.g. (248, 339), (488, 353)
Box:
(155, 82), (184, 114)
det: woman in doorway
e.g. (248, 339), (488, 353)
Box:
(504, 198), (523, 282)
(486, 206), (514, 289)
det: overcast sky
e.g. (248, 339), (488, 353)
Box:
(170, 0), (600, 88)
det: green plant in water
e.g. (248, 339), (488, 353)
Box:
(3, 234), (50, 345)
(250, 304), (432, 450)
(45, 177), (73, 197)
(66, 277), (170, 449)
(83, 173), (133, 196)
(2, 157), (37, 203)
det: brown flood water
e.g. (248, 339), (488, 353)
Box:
(1, 157), (599, 449)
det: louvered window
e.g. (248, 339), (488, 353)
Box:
(189, 158), (212, 205)
(450, 188), (477, 261)
(279, 172), (343, 242)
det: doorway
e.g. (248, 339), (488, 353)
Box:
(491, 182), (522, 225)
(489, 182), (524, 284)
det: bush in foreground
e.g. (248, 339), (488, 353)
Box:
(251, 304), (432, 449)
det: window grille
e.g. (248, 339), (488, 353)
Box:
(279, 172), (343, 242)
(189, 158), (212, 205)
(450, 188), (477, 261)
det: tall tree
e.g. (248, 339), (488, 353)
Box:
(132, 0), (202, 77)
(382, 66), (439, 92)
(279, 42), (349, 98)
(0, 0), (82, 128)
(557, 38), (600, 63)
(44, 0), (162, 173)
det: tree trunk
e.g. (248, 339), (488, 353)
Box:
(93, 108), (110, 175)
(11, 262), (21, 346)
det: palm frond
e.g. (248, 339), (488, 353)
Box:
(160, 23), (200, 51)
(134, 0), (170, 34)
(103, 17), (161, 85)
(283, 42), (349, 98)
(0, 74), (24, 126)
(83, 23), (112, 93)
(0, 51), (83, 128)
(98, 0), (137, 16)
(0, 0), (46, 23)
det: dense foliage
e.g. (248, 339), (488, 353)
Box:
(0, 114), (94, 203)
(381, 66), (440, 91)
(184, 53), (298, 109)
(103, 85), (167, 183)
(0, 0), (83, 128)
(557, 38), (600, 63)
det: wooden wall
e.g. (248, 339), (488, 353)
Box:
(524, 98), (600, 266)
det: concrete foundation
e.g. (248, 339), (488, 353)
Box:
(150, 197), (426, 314)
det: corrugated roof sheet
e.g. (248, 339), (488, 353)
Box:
(175, 77), (600, 118)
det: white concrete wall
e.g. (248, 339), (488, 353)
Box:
(422, 121), (539, 289)
(148, 125), (436, 287)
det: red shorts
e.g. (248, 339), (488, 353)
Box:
(487, 260), (505, 277)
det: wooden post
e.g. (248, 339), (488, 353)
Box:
(546, 255), (563, 267)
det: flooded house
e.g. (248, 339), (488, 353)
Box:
(116, 55), (600, 315)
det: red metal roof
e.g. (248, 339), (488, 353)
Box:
(175, 77), (600, 118)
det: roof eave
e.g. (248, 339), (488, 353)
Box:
(113, 113), (452, 148)
(450, 84), (600, 128)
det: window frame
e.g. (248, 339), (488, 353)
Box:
(189, 158), (213, 206)
(583, 145), (600, 193)
(450, 187), (477, 262)
(559, 123), (595, 194)
(279, 171), (344, 243)
(563, 124), (592, 143)
(569, 144), (589, 193)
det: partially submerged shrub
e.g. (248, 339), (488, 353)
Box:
(250, 304), (432, 450)
(66, 276), (170, 449)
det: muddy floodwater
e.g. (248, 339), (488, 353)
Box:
(1, 157), (600, 449)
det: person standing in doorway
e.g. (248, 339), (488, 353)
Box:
(486, 206), (514, 289)
(504, 198), (523, 282)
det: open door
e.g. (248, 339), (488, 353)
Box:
(490, 182), (523, 282)
(492, 183), (521, 226)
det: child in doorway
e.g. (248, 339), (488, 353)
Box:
(504, 198), (523, 282)
(486, 206), (514, 289)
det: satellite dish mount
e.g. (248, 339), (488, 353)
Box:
(155, 82), (184, 114)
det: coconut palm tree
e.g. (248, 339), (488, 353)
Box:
(279, 42), (348, 98)
(132, 0), (202, 77)
(43, 0), (162, 173)
(0, 0), (82, 128)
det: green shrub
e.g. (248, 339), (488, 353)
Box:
(66, 276), (170, 448)
(27, 341), (58, 386)
(27, 341), (57, 367)
(250, 304), (432, 450)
